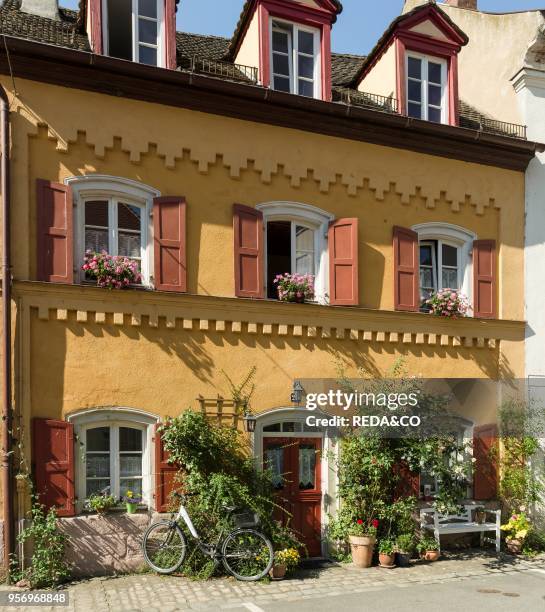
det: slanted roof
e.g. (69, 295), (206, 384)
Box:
(226, 0), (343, 61)
(351, 1), (469, 87)
(331, 52), (366, 87)
(0, 0), (89, 51)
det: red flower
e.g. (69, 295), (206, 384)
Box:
(357, 519), (364, 525)
(372, 519), (379, 529)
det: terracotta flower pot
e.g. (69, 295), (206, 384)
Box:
(423, 550), (440, 562)
(349, 535), (376, 569)
(379, 552), (396, 568)
(506, 538), (523, 555)
(270, 564), (287, 580)
(475, 510), (486, 525)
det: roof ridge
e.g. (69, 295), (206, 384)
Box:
(177, 31), (230, 41)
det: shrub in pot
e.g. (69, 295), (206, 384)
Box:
(416, 536), (440, 561)
(395, 534), (415, 567)
(348, 519), (378, 568)
(378, 539), (396, 568)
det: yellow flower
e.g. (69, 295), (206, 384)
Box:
(126, 491), (133, 499)
(515, 529), (528, 540)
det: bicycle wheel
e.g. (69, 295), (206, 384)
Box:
(222, 529), (274, 581)
(142, 520), (187, 574)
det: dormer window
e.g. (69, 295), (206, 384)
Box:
(104, 0), (163, 67)
(271, 21), (320, 98)
(406, 54), (447, 123)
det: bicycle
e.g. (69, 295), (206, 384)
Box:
(141, 492), (274, 581)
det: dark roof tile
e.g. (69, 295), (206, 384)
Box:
(331, 52), (366, 87)
(0, 0), (90, 52)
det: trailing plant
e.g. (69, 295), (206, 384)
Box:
(497, 399), (545, 514)
(425, 289), (470, 318)
(221, 366), (257, 414)
(274, 273), (315, 303)
(82, 250), (141, 289)
(159, 411), (301, 578)
(11, 499), (70, 589)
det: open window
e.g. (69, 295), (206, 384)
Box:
(257, 202), (333, 303)
(271, 20), (321, 99)
(104, 0), (164, 67)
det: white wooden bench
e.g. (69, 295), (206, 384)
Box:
(420, 505), (501, 553)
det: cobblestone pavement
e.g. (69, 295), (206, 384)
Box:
(1, 551), (545, 612)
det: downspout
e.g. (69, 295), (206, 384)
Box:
(0, 84), (12, 580)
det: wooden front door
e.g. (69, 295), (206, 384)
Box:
(264, 437), (322, 557)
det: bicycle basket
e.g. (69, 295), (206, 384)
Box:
(233, 511), (260, 529)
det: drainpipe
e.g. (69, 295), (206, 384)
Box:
(0, 84), (13, 580)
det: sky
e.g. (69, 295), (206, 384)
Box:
(62, 0), (545, 55)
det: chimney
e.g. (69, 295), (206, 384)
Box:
(20, 0), (60, 21)
(444, 0), (478, 9)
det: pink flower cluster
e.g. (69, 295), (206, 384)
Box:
(82, 250), (142, 290)
(426, 289), (470, 318)
(274, 273), (315, 302)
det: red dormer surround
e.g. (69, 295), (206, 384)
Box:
(86, 0), (177, 70)
(356, 4), (468, 126)
(232, 0), (341, 102)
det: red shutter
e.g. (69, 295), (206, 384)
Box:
(393, 226), (419, 312)
(153, 196), (187, 292)
(473, 424), (498, 500)
(328, 218), (359, 306)
(393, 461), (420, 500)
(37, 180), (73, 284)
(154, 423), (178, 512)
(473, 240), (497, 319)
(32, 419), (75, 517)
(233, 204), (264, 299)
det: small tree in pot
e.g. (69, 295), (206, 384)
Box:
(348, 519), (379, 568)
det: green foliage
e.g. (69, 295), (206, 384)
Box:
(11, 500), (70, 589)
(85, 492), (117, 513)
(396, 533), (415, 554)
(221, 367), (257, 413)
(416, 536), (439, 553)
(159, 410), (300, 578)
(498, 399), (545, 514)
(378, 539), (395, 554)
(522, 529), (545, 557)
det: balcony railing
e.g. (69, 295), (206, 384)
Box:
(458, 105), (527, 140)
(333, 87), (399, 115)
(181, 56), (259, 84)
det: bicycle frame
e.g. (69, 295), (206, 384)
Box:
(174, 500), (230, 560)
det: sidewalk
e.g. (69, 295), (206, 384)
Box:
(2, 551), (545, 612)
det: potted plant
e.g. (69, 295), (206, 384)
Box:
(417, 536), (440, 561)
(474, 507), (487, 525)
(86, 492), (117, 514)
(378, 539), (396, 568)
(273, 273), (315, 304)
(271, 548), (300, 580)
(501, 512), (531, 555)
(426, 289), (470, 319)
(82, 250), (142, 289)
(395, 534), (415, 567)
(122, 490), (142, 514)
(348, 519), (378, 568)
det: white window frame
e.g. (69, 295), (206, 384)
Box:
(67, 408), (159, 514)
(406, 52), (448, 124)
(102, 0), (165, 68)
(66, 175), (160, 287)
(256, 202), (334, 304)
(412, 222), (476, 312)
(269, 18), (322, 99)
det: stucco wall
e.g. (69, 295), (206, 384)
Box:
(358, 40), (397, 101)
(234, 4), (261, 75)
